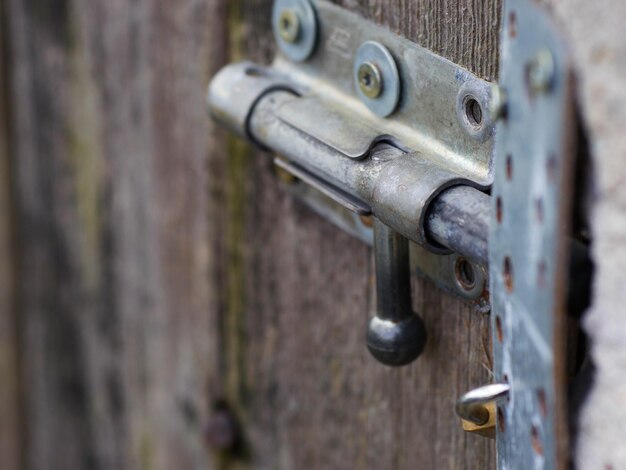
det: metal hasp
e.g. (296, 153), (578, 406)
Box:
(490, 0), (575, 468)
(207, 0), (497, 367)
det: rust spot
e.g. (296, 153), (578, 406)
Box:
(537, 260), (547, 288)
(503, 256), (514, 292)
(496, 196), (503, 223)
(359, 215), (374, 228)
(537, 389), (548, 417)
(503, 374), (510, 402)
(535, 197), (544, 223)
(506, 154), (513, 181)
(531, 425), (544, 455)
(547, 154), (558, 182)
(495, 315), (503, 343)
(497, 406), (506, 432)
(509, 11), (517, 38)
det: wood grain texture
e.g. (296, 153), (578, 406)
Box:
(2, 0), (500, 468)
(333, 0), (501, 81)
(0, 0), (21, 467)
(4, 0), (228, 468)
(217, 0), (500, 468)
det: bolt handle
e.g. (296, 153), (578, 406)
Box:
(366, 219), (427, 366)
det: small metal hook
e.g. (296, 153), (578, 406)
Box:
(456, 383), (510, 425)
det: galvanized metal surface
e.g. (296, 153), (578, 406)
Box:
(490, 0), (575, 468)
(207, 61), (296, 141)
(251, 91), (481, 254)
(270, 1), (495, 184)
(206, 0), (497, 275)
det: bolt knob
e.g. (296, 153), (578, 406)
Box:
(368, 218), (427, 366)
(366, 312), (427, 366)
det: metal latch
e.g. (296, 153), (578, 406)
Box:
(209, 0), (495, 365)
(208, 0), (579, 466)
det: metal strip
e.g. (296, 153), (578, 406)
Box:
(490, 0), (575, 468)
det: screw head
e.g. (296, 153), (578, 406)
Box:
(357, 62), (383, 99)
(278, 9), (301, 44)
(528, 49), (555, 92)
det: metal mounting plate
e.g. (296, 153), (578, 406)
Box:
(490, 0), (574, 468)
(272, 0), (495, 185)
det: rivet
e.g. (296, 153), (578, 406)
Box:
(357, 62), (383, 99)
(278, 9), (301, 44)
(528, 49), (555, 92)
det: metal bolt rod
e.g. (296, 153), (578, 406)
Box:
(374, 219), (413, 321)
(248, 90), (490, 265)
(425, 186), (490, 266)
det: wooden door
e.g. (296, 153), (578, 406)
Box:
(0, 1), (500, 468)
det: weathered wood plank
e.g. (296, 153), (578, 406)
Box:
(0, 0), (21, 467)
(217, 1), (500, 468)
(4, 0), (228, 468)
(3, 0), (501, 468)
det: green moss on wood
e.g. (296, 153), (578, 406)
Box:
(225, 134), (249, 409)
(67, 9), (103, 291)
(218, 3), (254, 468)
